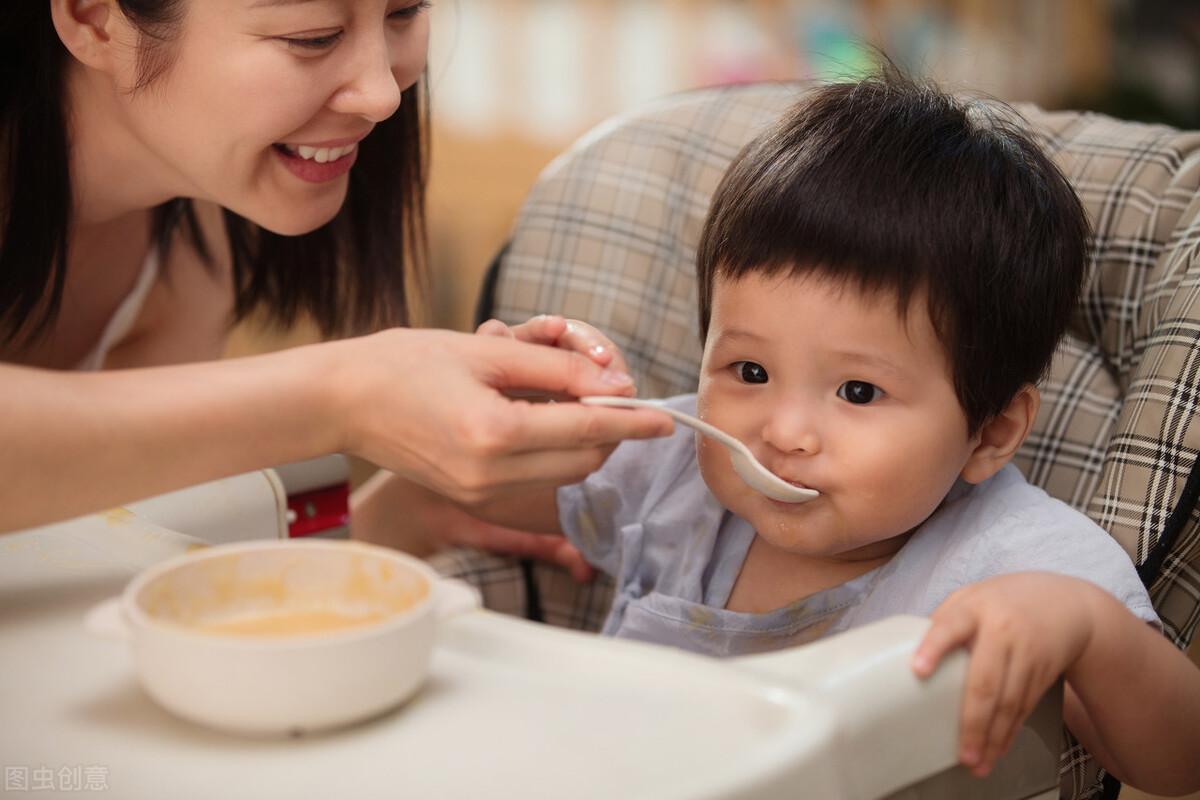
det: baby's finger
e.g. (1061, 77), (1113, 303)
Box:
(912, 604), (977, 678)
(552, 539), (598, 583)
(439, 502), (596, 582)
(450, 521), (584, 572)
(959, 635), (1012, 776)
(997, 668), (1050, 762)
(978, 648), (1032, 775)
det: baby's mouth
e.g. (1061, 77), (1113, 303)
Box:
(778, 476), (815, 493)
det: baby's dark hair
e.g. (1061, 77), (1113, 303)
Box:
(696, 68), (1091, 434)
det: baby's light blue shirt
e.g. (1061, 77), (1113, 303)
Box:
(557, 394), (1158, 657)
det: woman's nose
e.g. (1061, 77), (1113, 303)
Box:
(760, 405), (821, 455)
(330, 35), (403, 122)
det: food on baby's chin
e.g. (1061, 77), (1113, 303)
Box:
(194, 609), (391, 637)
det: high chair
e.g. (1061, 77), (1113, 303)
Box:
(437, 81), (1200, 800)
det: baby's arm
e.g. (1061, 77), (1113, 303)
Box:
(463, 487), (564, 536)
(1054, 584), (1200, 793)
(911, 572), (1200, 794)
(454, 486), (597, 580)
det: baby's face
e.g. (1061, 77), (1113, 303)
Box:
(697, 272), (981, 563)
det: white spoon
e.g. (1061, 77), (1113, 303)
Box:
(580, 396), (819, 504)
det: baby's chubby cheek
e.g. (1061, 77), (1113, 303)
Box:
(852, 473), (947, 538)
(694, 436), (733, 500)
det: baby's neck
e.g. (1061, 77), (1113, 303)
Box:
(725, 533), (909, 614)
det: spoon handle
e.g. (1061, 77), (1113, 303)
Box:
(579, 396), (749, 455)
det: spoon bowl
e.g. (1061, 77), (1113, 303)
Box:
(580, 396), (818, 504)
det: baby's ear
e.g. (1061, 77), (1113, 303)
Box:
(960, 384), (1040, 484)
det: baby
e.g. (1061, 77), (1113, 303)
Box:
(470, 70), (1200, 792)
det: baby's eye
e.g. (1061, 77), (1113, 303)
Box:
(733, 361), (768, 384)
(837, 380), (884, 405)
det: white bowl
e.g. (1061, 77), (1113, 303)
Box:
(86, 539), (480, 736)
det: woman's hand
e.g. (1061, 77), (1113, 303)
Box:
(910, 573), (1097, 778)
(327, 327), (671, 506)
(460, 315), (631, 577)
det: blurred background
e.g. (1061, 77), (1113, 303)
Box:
(417, 0), (1200, 335)
(226, 0), (1200, 350)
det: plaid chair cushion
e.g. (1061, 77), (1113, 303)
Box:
(439, 82), (1200, 799)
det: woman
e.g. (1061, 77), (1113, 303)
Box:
(0, 1), (669, 536)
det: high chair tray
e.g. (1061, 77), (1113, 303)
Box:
(0, 512), (1057, 800)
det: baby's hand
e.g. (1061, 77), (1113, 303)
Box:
(911, 572), (1098, 777)
(476, 315), (634, 394)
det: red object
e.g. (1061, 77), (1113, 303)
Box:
(286, 483), (350, 538)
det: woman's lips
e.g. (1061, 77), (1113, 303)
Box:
(273, 143), (358, 183)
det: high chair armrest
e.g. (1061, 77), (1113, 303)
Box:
(732, 615), (1062, 800)
(125, 469), (288, 543)
(124, 455), (350, 544)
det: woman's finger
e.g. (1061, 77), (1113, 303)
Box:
(482, 446), (619, 492)
(418, 444), (613, 503)
(498, 400), (673, 454)
(501, 314), (568, 346)
(475, 319), (515, 338)
(558, 319), (619, 370)
(480, 336), (636, 400)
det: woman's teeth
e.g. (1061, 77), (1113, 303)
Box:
(281, 143), (357, 163)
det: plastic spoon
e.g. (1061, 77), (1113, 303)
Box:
(580, 396), (818, 503)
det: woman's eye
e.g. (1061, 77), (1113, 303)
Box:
(733, 361), (769, 384)
(279, 1), (428, 50)
(281, 31), (343, 50)
(391, 1), (432, 21)
(837, 380), (883, 405)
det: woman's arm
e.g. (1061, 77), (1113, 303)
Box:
(0, 346), (336, 532)
(1, 328), (672, 533)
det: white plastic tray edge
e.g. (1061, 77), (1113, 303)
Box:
(732, 616), (967, 800)
(442, 610), (848, 800)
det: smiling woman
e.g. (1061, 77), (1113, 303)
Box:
(15, 0), (429, 340)
(0, 1), (671, 535)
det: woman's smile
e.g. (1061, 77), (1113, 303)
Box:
(272, 142), (359, 183)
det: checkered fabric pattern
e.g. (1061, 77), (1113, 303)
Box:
(436, 83), (1200, 799)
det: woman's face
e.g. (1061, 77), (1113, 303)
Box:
(104, 0), (430, 234)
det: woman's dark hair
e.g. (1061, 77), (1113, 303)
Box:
(696, 66), (1091, 434)
(0, 1), (426, 345)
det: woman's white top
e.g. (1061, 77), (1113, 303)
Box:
(75, 248), (160, 371)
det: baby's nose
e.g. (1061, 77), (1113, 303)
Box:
(760, 408), (821, 454)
